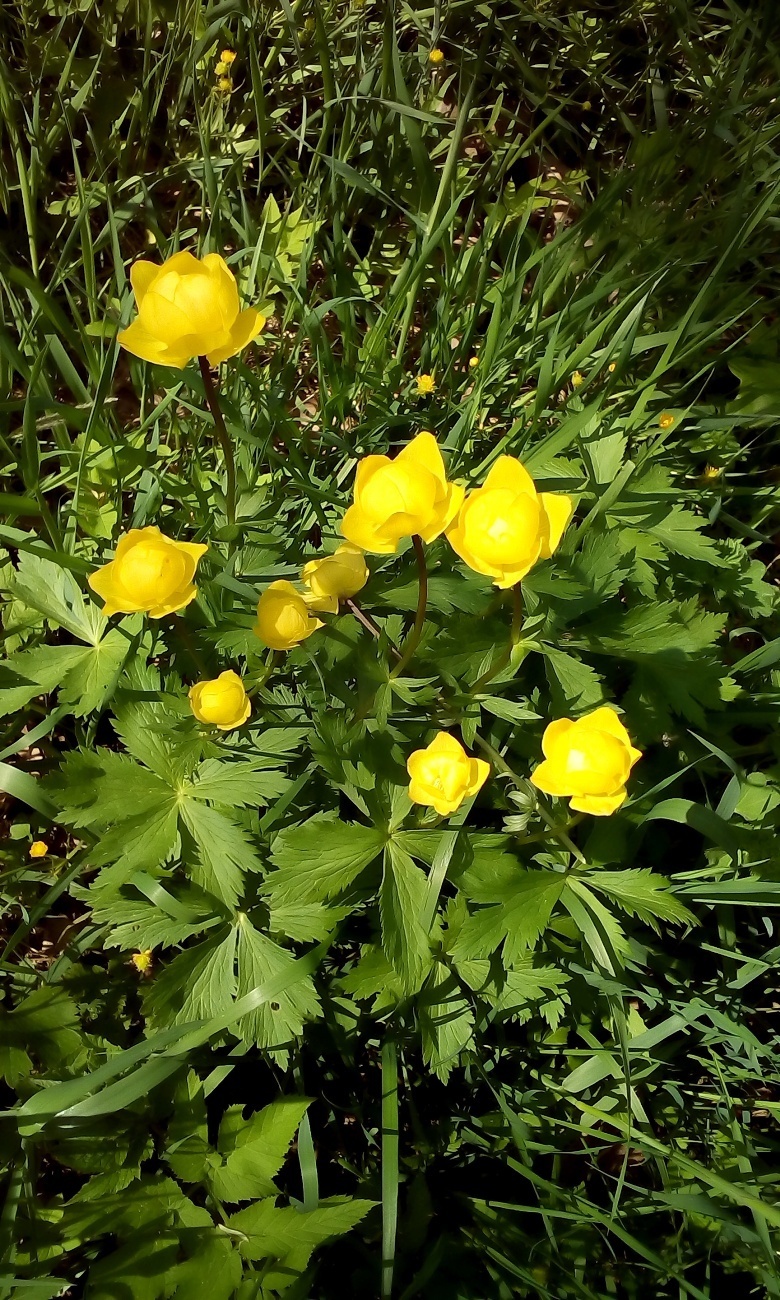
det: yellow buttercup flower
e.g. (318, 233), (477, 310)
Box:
(429, 48), (445, 65)
(29, 841), (48, 859)
(254, 581), (323, 651)
(607, 362), (616, 373)
(118, 251), (265, 370)
(530, 707), (642, 816)
(702, 464), (721, 480)
(340, 431), (464, 555)
(132, 949), (154, 974)
(468, 355), (479, 369)
(215, 61), (229, 75)
(220, 48), (237, 64)
(88, 527), (207, 619)
(416, 373), (436, 395)
(217, 76), (233, 92)
(302, 543), (368, 614)
(189, 670), (251, 730)
(658, 412), (675, 429)
(571, 370), (584, 388)
(446, 456), (573, 589)
(407, 732), (489, 817)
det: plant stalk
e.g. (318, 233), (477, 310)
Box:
(198, 355), (237, 527)
(390, 536), (427, 679)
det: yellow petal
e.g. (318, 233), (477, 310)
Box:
(174, 541), (209, 577)
(492, 561), (536, 589)
(305, 591), (339, 615)
(341, 504), (397, 554)
(117, 320), (170, 365)
(396, 431), (446, 484)
(466, 757), (490, 797)
(160, 251), (202, 277)
(130, 260), (161, 305)
(207, 308), (265, 365)
(427, 732), (466, 759)
(537, 493), (573, 558)
(581, 706), (631, 748)
(569, 789), (627, 816)
(529, 758), (570, 798)
(483, 456), (537, 498)
(541, 718), (575, 759)
(354, 455), (390, 498)
(147, 584), (199, 618)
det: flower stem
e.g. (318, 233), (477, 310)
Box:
(198, 355), (237, 527)
(346, 599), (402, 661)
(471, 583), (523, 693)
(472, 732), (587, 864)
(390, 535), (427, 679)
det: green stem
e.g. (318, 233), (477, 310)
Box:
(381, 1038), (399, 1300)
(346, 598), (402, 661)
(472, 732), (587, 865)
(247, 651), (279, 695)
(390, 536), (427, 679)
(471, 583), (523, 693)
(198, 356), (236, 527)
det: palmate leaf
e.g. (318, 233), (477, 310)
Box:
(491, 956), (569, 1019)
(380, 841), (431, 996)
(229, 1196), (374, 1288)
(263, 815), (385, 907)
(185, 757), (290, 806)
(418, 962), (475, 1083)
(86, 885), (217, 952)
(210, 1096), (312, 1202)
(453, 855), (565, 965)
(50, 749), (172, 828)
(144, 928), (238, 1028)
(0, 632), (129, 717)
(234, 915), (322, 1060)
(10, 548), (103, 643)
(561, 878), (630, 974)
(586, 869), (696, 932)
(179, 800), (263, 908)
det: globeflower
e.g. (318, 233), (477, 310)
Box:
(340, 431), (464, 555)
(118, 251), (264, 369)
(302, 543), (368, 614)
(446, 456), (572, 588)
(407, 732), (489, 817)
(88, 527), (208, 618)
(530, 707), (642, 816)
(254, 581), (323, 651)
(189, 670), (251, 730)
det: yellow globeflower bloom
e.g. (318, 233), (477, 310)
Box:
(29, 840), (48, 859)
(254, 581), (323, 651)
(407, 732), (489, 817)
(446, 456), (572, 588)
(118, 251), (265, 370)
(88, 527), (207, 618)
(530, 707), (642, 816)
(302, 543), (368, 614)
(341, 431), (464, 555)
(132, 949), (154, 974)
(416, 373), (436, 395)
(189, 670), (251, 730)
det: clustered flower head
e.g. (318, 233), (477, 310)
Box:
(215, 46), (236, 91)
(118, 251), (264, 370)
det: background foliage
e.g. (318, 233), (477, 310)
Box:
(2, 0), (780, 1296)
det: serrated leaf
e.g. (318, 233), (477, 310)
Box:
(229, 1195), (374, 1283)
(561, 878), (629, 973)
(648, 506), (727, 566)
(49, 749), (173, 829)
(587, 869), (696, 932)
(180, 800), (262, 907)
(144, 929), (237, 1028)
(185, 758), (290, 807)
(264, 815), (385, 907)
(234, 916), (321, 1059)
(542, 645), (605, 712)
(380, 842), (430, 996)
(209, 1096), (311, 1202)
(11, 549), (102, 643)
(419, 962), (474, 1083)
(453, 863), (565, 966)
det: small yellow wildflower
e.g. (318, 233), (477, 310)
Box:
(468, 355), (479, 369)
(571, 371), (584, 388)
(131, 949), (154, 974)
(658, 412), (675, 429)
(220, 49), (237, 65)
(608, 362), (616, 373)
(702, 464), (722, 481)
(416, 373), (436, 396)
(429, 48), (445, 65)
(29, 841), (48, 859)
(215, 60), (229, 75)
(218, 76), (233, 93)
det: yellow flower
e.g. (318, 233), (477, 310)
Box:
(658, 412), (675, 429)
(407, 732), (489, 817)
(220, 48), (237, 64)
(446, 456), (573, 589)
(215, 60), (229, 75)
(607, 362), (616, 373)
(468, 355), (479, 369)
(301, 543), (368, 614)
(217, 76), (233, 92)
(132, 949), (154, 974)
(340, 431), (464, 555)
(429, 48), (445, 65)
(254, 580), (323, 651)
(189, 670), (251, 730)
(416, 373), (436, 395)
(89, 527), (207, 619)
(29, 840), (48, 859)
(571, 370), (584, 388)
(118, 251), (265, 370)
(702, 464), (721, 480)
(530, 707), (642, 816)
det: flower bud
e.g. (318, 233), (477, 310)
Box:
(407, 732), (489, 817)
(189, 670), (251, 730)
(254, 580), (323, 651)
(88, 526), (207, 618)
(302, 543), (368, 614)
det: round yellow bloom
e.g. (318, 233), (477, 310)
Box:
(217, 76), (233, 92)
(132, 949), (154, 974)
(416, 373), (436, 395)
(658, 412), (675, 429)
(118, 251), (265, 370)
(446, 456), (573, 589)
(301, 543), (368, 614)
(189, 670), (251, 730)
(340, 431), (464, 555)
(608, 362), (616, 373)
(407, 732), (490, 817)
(530, 707), (642, 816)
(220, 48), (237, 64)
(29, 840), (48, 859)
(702, 464), (722, 480)
(254, 581), (323, 651)
(88, 526), (208, 619)
(468, 355), (479, 369)
(215, 61), (229, 75)
(571, 371), (584, 388)
(429, 48), (445, 65)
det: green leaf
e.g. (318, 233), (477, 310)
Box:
(453, 859), (565, 965)
(164, 1071), (211, 1184)
(235, 916), (321, 1058)
(144, 929), (237, 1028)
(264, 815), (385, 907)
(10, 548), (102, 643)
(229, 1196), (374, 1286)
(210, 1096), (312, 1202)
(648, 505), (727, 566)
(418, 963), (474, 1083)
(50, 749), (173, 829)
(380, 842), (431, 996)
(586, 869), (696, 931)
(561, 878), (629, 973)
(542, 645), (605, 712)
(180, 799), (262, 908)
(185, 757), (290, 807)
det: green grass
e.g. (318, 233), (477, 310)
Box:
(2, 1), (780, 1297)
